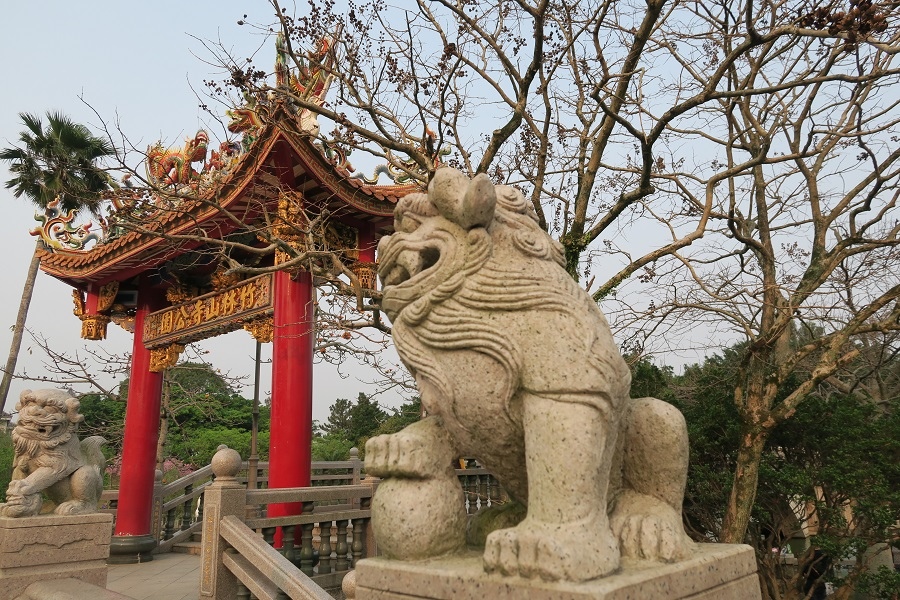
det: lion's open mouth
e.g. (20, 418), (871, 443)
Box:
(382, 264), (411, 287)
(36, 424), (59, 436)
(379, 242), (442, 288)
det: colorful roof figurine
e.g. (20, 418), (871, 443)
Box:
(33, 33), (434, 290)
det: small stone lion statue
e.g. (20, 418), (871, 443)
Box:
(367, 168), (694, 582)
(0, 389), (106, 517)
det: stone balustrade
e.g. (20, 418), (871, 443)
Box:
(98, 451), (366, 554)
(200, 447), (372, 599)
(456, 467), (507, 515)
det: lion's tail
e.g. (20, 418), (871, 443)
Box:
(81, 436), (107, 472)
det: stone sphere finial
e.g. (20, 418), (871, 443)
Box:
(342, 570), (357, 599)
(211, 446), (242, 480)
(349, 447), (359, 460)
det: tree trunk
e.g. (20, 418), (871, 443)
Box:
(0, 241), (42, 411)
(721, 427), (768, 543)
(156, 372), (171, 472)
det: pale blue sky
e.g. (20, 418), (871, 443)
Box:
(0, 1), (388, 418)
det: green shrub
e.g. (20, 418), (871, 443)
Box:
(0, 434), (14, 502)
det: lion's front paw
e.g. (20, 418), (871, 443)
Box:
(610, 492), (694, 562)
(365, 431), (439, 478)
(483, 514), (620, 582)
(6, 480), (28, 497)
(0, 493), (42, 517)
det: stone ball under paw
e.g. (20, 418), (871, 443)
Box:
(372, 477), (467, 560)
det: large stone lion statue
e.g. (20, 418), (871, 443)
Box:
(366, 168), (694, 582)
(0, 389), (106, 518)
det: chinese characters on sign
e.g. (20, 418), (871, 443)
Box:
(143, 274), (274, 348)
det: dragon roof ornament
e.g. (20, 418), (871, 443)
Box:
(32, 33), (411, 263)
(31, 198), (101, 251)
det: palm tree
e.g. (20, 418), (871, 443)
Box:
(0, 112), (114, 410)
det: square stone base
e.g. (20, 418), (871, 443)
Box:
(355, 543), (761, 600)
(0, 513), (113, 600)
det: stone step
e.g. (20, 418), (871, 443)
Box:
(171, 541), (202, 556)
(191, 531), (203, 542)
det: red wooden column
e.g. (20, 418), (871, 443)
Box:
(353, 226), (378, 291)
(359, 227), (377, 265)
(267, 268), (315, 519)
(109, 277), (164, 563)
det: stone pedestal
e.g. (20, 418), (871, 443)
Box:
(354, 544), (761, 600)
(0, 513), (113, 600)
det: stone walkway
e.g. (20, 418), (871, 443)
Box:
(106, 552), (201, 600)
(106, 551), (345, 599)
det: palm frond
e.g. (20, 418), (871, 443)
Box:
(1, 111), (115, 215)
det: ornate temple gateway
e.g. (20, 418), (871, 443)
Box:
(31, 41), (418, 563)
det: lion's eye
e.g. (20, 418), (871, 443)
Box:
(396, 216), (420, 234)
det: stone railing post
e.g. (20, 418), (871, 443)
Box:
(350, 447), (362, 485)
(199, 446), (247, 600)
(362, 474), (380, 558)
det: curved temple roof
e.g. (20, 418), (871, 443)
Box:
(38, 120), (418, 288)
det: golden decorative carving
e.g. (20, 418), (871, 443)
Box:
(80, 315), (111, 341)
(274, 192), (306, 243)
(72, 289), (85, 317)
(352, 261), (377, 290)
(166, 284), (199, 304)
(274, 193), (306, 268)
(96, 281), (119, 313)
(144, 274), (274, 348)
(110, 304), (136, 333)
(149, 344), (184, 373)
(210, 264), (242, 290)
(74, 283), (119, 340)
(274, 248), (295, 266)
(324, 222), (359, 260)
(243, 317), (274, 343)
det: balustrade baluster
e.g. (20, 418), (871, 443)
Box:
(181, 483), (193, 530)
(196, 491), (204, 522)
(299, 501), (315, 575)
(318, 521), (333, 575)
(477, 475), (487, 512)
(281, 526), (296, 565)
(236, 581), (250, 600)
(262, 526), (277, 549)
(164, 508), (176, 540)
(489, 475), (500, 507)
(351, 518), (365, 566)
(335, 520), (349, 571)
(299, 522), (315, 576)
(459, 475), (468, 513)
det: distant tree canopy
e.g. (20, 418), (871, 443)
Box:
(79, 361), (267, 468)
(78, 392), (127, 451)
(313, 393), (420, 460)
(630, 341), (900, 600)
(0, 433), (12, 503)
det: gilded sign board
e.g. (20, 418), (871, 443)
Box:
(143, 274), (274, 349)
